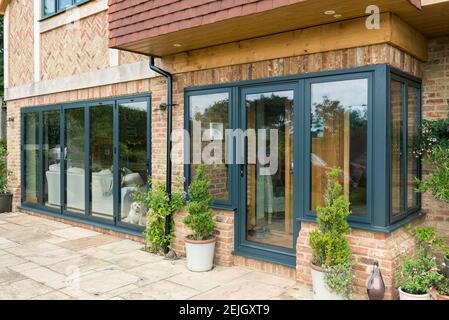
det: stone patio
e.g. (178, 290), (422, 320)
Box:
(0, 212), (312, 300)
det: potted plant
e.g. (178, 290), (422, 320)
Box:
(132, 179), (184, 254)
(407, 225), (449, 277)
(183, 164), (216, 272)
(0, 140), (13, 213)
(434, 277), (449, 300)
(309, 167), (353, 300)
(395, 226), (444, 300)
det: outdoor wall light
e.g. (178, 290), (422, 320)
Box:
(159, 103), (167, 111)
(7, 117), (14, 123)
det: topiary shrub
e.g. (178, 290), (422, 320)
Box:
(183, 164), (216, 240)
(309, 167), (353, 298)
(0, 139), (11, 194)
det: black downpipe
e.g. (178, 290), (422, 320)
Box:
(149, 57), (173, 254)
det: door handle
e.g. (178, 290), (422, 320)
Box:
(240, 164), (245, 177)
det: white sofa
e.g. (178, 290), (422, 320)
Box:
(46, 166), (141, 220)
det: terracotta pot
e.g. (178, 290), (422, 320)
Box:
(184, 236), (216, 272)
(436, 292), (449, 300)
(0, 193), (12, 213)
(398, 287), (430, 300)
(310, 263), (345, 300)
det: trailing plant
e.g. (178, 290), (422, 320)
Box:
(183, 164), (216, 240)
(309, 167), (353, 298)
(412, 117), (449, 203)
(406, 225), (449, 259)
(0, 139), (11, 194)
(435, 277), (449, 296)
(132, 179), (184, 254)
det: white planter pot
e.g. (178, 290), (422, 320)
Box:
(311, 264), (345, 300)
(185, 237), (216, 272)
(398, 287), (430, 300)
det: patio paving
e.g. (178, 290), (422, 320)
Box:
(0, 212), (312, 300)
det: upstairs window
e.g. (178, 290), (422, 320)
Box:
(42, 0), (90, 18)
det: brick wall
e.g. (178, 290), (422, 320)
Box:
(7, 42), (440, 298)
(8, 0), (34, 87)
(422, 35), (449, 241)
(41, 11), (110, 81)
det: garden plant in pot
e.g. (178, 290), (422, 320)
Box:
(183, 164), (216, 272)
(394, 226), (444, 300)
(132, 179), (184, 254)
(434, 277), (449, 300)
(309, 167), (353, 300)
(0, 140), (13, 213)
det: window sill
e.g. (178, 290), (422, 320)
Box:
(40, 0), (93, 23)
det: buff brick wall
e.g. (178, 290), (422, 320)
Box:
(8, 0), (34, 87)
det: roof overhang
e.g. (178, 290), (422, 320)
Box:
(109, 0), (432, 57)
(0, 0), (10, 15)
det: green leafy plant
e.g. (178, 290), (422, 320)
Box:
(435, 277), (449, 296)
(0, 140), (11, 194)
(394, 249), (443, 295)
(413, 117), (449, 203)
(132, 180), (184, 254)
(406, 225), (449, 259)
(183, 164), (216, 240)
(309, 167), (353, 298)
(395, 225), (445, 295)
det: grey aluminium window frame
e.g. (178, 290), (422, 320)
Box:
(20, 94), (151, 237)
(184, 64), (423, 236)
(388, 69), (422, 225)
(41, 0), (90, 20)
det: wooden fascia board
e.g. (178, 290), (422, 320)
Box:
(160, 12), (427, 74)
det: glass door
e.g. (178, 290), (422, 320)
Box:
(88, 102), (115, 224)
(63, 106), (86, 216)
(237, 84), (299, 266)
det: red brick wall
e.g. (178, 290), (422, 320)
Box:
(422, 35), (449, 241)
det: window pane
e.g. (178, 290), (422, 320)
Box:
(43, 0), (56, 16)
(90, 105), (114, 221)
(391, 80), (405, 216)
(119, 101), (148, 226)
(65, 108), (85, 213)
(189, 92), (229, 201)
(407, 86), (420, 210)
(58, 0), (72, 10)
(311, 79), (368, 216)
(24, 113), (40, 204)
(246, 90), (294, 249)
(43, 110), (61, 209)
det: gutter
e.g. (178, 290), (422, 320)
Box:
(149, 57), (173, 255)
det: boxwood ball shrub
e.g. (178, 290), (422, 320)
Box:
(183, 164), (216, 240)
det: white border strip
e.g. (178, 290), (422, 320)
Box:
(5, 59), (156, 101)
(34, 0), (41, 82)
(3, 5), (9, 90)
